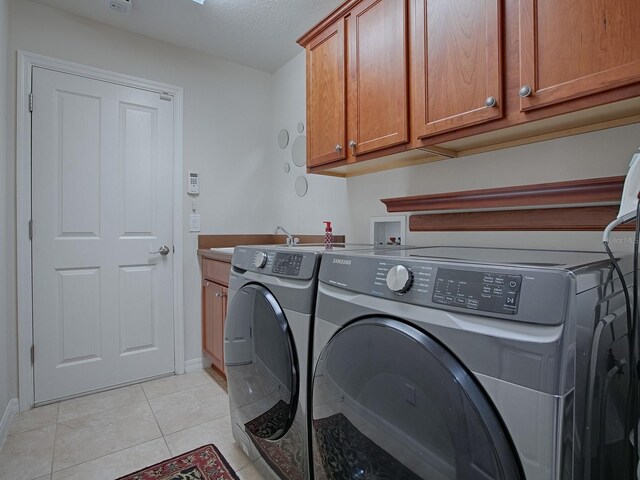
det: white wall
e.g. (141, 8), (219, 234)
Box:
(5, 0), (639, 408)
(269, 52), (349, 238)
(7, 0), (275, 369)
(0, 0), (12, 413)
(346, 123), (640, 252)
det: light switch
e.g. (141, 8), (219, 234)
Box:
(189, 214), (201, 232)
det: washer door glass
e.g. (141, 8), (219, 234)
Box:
(225, 284), (298, 441)
(312, 318), (523, 480)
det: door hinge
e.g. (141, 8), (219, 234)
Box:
(173, 245), (175, 254)
(28, 92), (33, 112)
(28, 219), (33, 240)
(30, 345), (34, 365)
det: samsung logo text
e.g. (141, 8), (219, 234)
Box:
(332, 259), (352, 266)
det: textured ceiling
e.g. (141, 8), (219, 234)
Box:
(31, 0), (344, 72)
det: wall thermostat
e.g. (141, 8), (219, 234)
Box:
(188, 171), (199, 195)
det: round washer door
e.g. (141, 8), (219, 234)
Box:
(225, 283), (299, 440)
(312, 318), (523, 480)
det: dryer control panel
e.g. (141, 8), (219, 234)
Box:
(319, 252), (572, 325)
(433, 268), (522, 315)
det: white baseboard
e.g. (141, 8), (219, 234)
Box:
(0, 398), (19, 449)
(184, 357), (209, 373)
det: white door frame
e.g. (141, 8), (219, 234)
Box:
(16, 51), (185, 412)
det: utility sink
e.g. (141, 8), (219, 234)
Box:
(209, 247), (235, 254)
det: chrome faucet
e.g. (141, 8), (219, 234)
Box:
(274, 226), (298, 245)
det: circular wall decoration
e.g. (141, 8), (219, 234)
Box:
(295, 176), (308, 197)
(278, 129), (289, 149)
(284, 162), (291, 173)
(297, 122), (305, 134)
(292, 135), (307, 167)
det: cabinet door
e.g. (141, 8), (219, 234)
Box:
(412, 0), (503, 138)
(307, 20), (347, 167)
(347, 0), (409, 156)
(215, 286), (228, 373)
(519, 0), (640, 111)
(203, 281), (226, 373)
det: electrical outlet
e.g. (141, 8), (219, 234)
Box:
(108, 0), (131, 14)
(189, 214), (201, 232)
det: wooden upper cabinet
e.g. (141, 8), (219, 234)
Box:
(306, 20), (347, 167)
(347, 0), (409, 156)
(412, 0), (503, 138)
(519, 0), (640, 111)
(299, 0), (640, 176)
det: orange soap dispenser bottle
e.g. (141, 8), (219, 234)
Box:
(323, 221), (333, 250)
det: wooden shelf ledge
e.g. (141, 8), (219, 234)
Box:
(410, 206), (633, 232)
(382, 176), (625, 213)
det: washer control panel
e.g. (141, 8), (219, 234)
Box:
(433, 268), (522, 315)
(232, 247), (319, 280)
(272, 253), (304, 276)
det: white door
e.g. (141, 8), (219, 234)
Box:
(32, 67), (175, 404)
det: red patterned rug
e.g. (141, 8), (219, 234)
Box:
(116, 444), (239, 480)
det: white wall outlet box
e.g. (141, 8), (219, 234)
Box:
(108, 0), (131, 14)
(187, 170), (199, 195)
(189, 214), (201, 232)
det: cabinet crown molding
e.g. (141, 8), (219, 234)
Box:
(297, 0), (362, 46)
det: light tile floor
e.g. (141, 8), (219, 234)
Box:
(0, 370), (266, 480)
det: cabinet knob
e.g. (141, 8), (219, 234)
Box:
(485, 96), (497, 108)
(519, 85), (533, 98)
(215, 291), (228, 298)
(335, 144), (342, 153)
(349, 140), (357, 150)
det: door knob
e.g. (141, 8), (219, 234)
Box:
(149, 245), (170, 256)
(485, 96), (497, 108)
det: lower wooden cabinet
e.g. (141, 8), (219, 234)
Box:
(201, 258), (231, 376)
(203, 281), (227, 374)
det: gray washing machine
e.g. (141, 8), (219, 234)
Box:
(224, 244), (402, 480)
(311, 246), (636, 480)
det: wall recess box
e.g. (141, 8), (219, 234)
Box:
(370, 215), (406, 245)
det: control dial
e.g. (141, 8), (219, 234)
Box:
(254, 251), (268, 269)
(386, 265), (413, 294)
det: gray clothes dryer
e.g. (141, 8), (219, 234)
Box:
(311, 246), (636, 480)
(224, 244), (401, 480)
